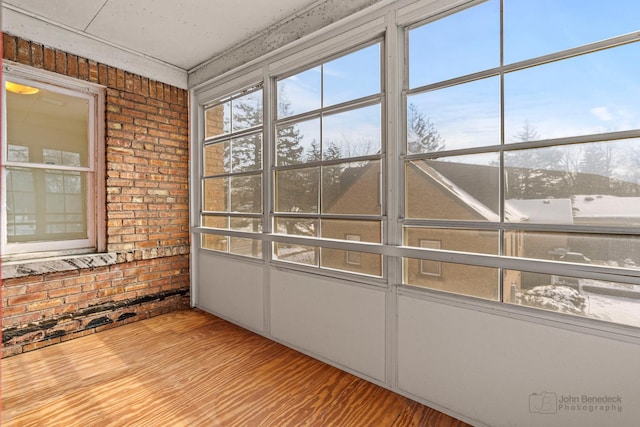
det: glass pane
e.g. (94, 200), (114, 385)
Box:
(276, 118), (320, 166)
(409, 0), (500, 88)
(230, 174), (261, 213)
(407, 77), (500, 151)
(230, 217), (262, 233)
(504, 43), (640, 142)
(203, 141), (230, 176)
(205, 102), (230, 138)
(6, 167), (87, 242)
(406, 154), (500, 220)
(231, 134), (262, 172)
(404, 260), (499, 300)
(404, 227), (499, 255)
(320, 220), (382, 277)
(202, 177), (228, 212)
(504, 0), (640, 64)
(275, 167), (319, 213)
(230, 237), (262, 258)
(322, 104), (381, 160)
(274, 217), (318, 236)
(277, 67), (321, 118)
(201, 216), (228, 251)
(324, 43), (381, 106)
(504, 231), (640, 268)
(322, 160), (381, 215)
(321, 219), (381, 242)
(6, 84), (89, 166)
(504, 139), (640, 227)
(232, 89), (262, 132)
(273, 242), (318, 266)
(505, 270), (640, 328)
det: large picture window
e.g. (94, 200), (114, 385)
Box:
(2, 66), (103, 257)
(273, 42), (384, 277)
(404, 0), (640, 327)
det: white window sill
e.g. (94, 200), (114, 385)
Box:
(1, 252), (117, 280)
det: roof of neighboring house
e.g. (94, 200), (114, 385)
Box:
(507, 198), (574, 224)
(572, 195), (640, 220)
(412, 160), (528, 222)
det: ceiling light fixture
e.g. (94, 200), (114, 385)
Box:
(5, 81), (40, 95)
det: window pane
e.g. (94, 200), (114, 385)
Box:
(409, 0), (500, 88)
(274, 217), (318, 236)
(6, 167), (87, 242)
(322, 160), (381, 215)
(275, 167), (319, 213)
(203, 177), (228, 212)
(322, 104), (381, 160)
(404, 227), (499, 255)
(276, 118), (320, 166)
(201, 216), (228, 251)
(273, 243), (318, 266)
(230, 174), (261, 213)
(504, 139), (640, 227)
(230, 217), (262, 233)
(407, 77), (500, 151)
(232, 89), (262, 132)
(406, 154), (500, 220)
(404, 260), (499, 300)
(231, 134), (262, 172)
(504, 43), (640, 142)
(505, 231), (640, 268)
(230, 237), (262, 258)
(6, 84), (89, 167)
(324, 43), (381, 106)
(505, 270), (640, 328)
(277, 67), (321, 118)
(504, 0), (640, 64)
(205, 102), (230, 138)
(203, 141), (230, 176)
(320, 220), (382, 277)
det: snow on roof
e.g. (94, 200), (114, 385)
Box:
(506, 198), (574, 224)
(572, 195), (640, 219)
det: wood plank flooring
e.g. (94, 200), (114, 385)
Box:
(2, 309), (470, 426)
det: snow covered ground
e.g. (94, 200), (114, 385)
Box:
(582, 291), (640, 328)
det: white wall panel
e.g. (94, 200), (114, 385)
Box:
(398, 295), (640, 427)
(196, 252), (264, 333)
(270, 269), (387, 382)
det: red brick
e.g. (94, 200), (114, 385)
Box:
(17, 38), (31, 64)
(31, 43), (44, 68)
(27, 299), (64, 312)
(8, 292), (46, 305)
(43, 46), (56, 71)
(55, 50), (67, 74)
(3, 34), (17, 61)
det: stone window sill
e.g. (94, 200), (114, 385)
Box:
(1, 253), (117, 280)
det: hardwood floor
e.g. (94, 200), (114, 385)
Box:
(2, 309), (470, 426)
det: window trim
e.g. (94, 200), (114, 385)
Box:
(419, 239), (441, 276)
(1, 62), (106, 258)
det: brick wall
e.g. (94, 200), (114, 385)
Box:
(2, 34), (191, 357)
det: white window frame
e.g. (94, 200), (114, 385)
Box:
(345, 234), (362, 265)
(1, 62), (105, 258)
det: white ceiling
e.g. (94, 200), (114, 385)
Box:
(2, 0), (387, 88)
(3, 0), (324, 71)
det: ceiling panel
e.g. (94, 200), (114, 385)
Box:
(4, 0), (322, 70)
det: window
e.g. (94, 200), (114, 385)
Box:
(201, 84), (263, 258)
(273, 42), (384, 277)
(345, 234), (362, 265)
(403, 0), (640, 327)
(419, 240), (440, 276)
(2, 65), (104, 257)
